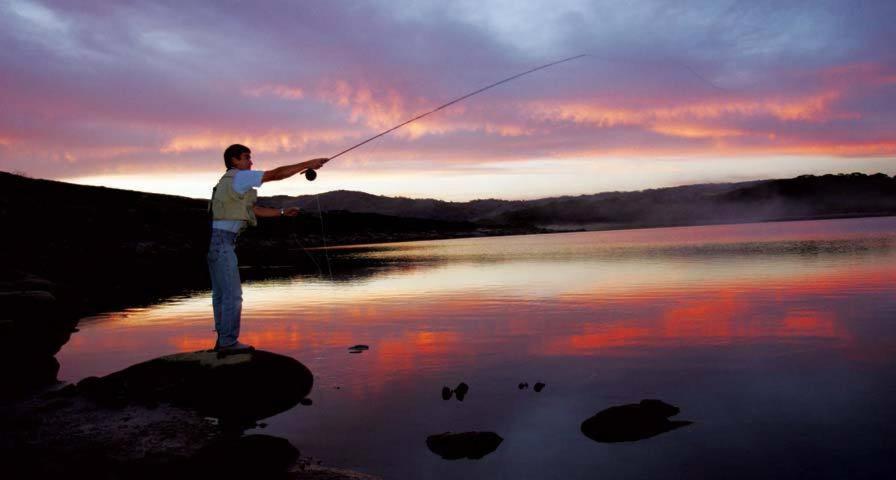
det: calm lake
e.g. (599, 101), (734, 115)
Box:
(57, 216), (896, 479)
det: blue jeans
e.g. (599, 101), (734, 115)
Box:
(207, 229), (242, 347)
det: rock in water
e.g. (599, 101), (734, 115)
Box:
(426, 432), (503, 460)
(76, 349), (313, 425)
(454, 382), (469, 401)
(533, 382), (545, 393)
(348, 344), (369, 353)
(580, 399), (692, 443)
(441, 386), (453, 400)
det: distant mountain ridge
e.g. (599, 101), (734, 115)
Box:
(262, 173), (896, 229)
(4, 169), (891, 337)
(265, 182), (766, 222)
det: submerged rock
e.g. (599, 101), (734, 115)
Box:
(533, 382), (545, 393)
(76, 349), (313, 424)
(580, 399), (692, 443)
(426, 431), (503, 460)
(348, 344), (369, 354)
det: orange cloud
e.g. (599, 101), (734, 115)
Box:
(315, 79), (504, 140)
(650, 123), (746, 139)
(160, 129), (347, 154)
(528, 90), (847, 126)
(820, 62), (896, 87)
(317, 80), (408, 131)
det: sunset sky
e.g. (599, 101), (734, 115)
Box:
(2, 0), (894, 200)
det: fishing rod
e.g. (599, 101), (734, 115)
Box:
(302, 53), (588, 181)
(296, 53), (723, 279)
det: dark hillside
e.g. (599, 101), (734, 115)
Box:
(0, 172), (539, 315)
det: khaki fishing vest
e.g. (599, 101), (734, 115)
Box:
(210, 169), (258, 227)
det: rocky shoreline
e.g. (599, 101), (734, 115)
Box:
(0, 263), (377, 478)
(1, 348), (379, 479)
(0, 271), (79, 397)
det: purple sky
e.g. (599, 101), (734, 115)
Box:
(1, 0), (894, 200)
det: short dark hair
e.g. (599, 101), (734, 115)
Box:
(223, 144), (250, 169)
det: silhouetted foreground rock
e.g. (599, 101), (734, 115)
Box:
(2, 392), (219, 479)
(0, 271), (77, 396)
(2, 396), (377, 479)
(76, 349), (313, 425)
(1, 350), (378, 479)
(426, 432), (503, 460)
(189, 434), (299, 478)
(580, 399), (692, 443)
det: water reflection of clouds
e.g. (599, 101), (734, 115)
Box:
(59, 251), (893, 384)
(72, 255), (893, 331)
(52, 218), (896, 479)
(58, 218), (896, 384)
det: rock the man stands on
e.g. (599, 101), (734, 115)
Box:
(208, 144), (327, 352)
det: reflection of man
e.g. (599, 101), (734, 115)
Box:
(208, 144), (328, 351)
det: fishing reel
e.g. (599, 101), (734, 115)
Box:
(304, 169), (317, 181)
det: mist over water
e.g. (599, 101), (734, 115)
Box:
(58, 217), (896, 479)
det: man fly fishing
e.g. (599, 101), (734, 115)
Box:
(208, 144), (327, 352)
(206, 55), (585, 352)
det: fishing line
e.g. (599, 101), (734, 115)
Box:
(279, 53), (732, 417)
(296, 53), (727, 276)
(300, 53), (589, 281)
(289, 231), (323, 277)
(584, 53), (732, 92)
(302, 52), (725, 180)
(314, 193), (334, 280)
(312, 53), (589, 173)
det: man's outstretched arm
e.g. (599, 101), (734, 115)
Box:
(261, 158), (328, 183)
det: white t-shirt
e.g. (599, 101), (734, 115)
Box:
(212, 170), (265, 233)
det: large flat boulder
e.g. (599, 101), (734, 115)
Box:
(77, 349), (313, 425)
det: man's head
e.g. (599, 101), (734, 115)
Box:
(223, 144), (252, 170)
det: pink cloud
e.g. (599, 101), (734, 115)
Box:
(1, 1), (895, 187)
